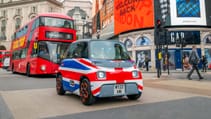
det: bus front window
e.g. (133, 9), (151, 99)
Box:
(40, 17), (74, 29)
(38, 41), (69, 63)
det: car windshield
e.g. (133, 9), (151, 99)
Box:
(38, 41), (70, 63)
(90, 41), (130, 60)
(40, 17), (74, 29)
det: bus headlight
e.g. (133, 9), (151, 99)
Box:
(132, 71), (139, 78)
(97, 71), (106, 79)
(41, 65), (46, 71)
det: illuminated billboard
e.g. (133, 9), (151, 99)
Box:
(114, 0), (154, 35)
(170, 0), (206, 26)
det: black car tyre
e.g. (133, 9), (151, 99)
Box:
(127, 93), (142, 100)
(56, 74), (66, 95)
(80, 78), (95, 105)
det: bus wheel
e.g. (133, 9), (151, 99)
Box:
(56, 74), (65, 95)
(26, 64), (31, 77)
(12, 64), (16, 74)
(80, 78), (95, 105)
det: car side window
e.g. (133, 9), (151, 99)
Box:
(66, 42), (88, 58)
(80, 42), (88, 58)
(66, 43), (77, 58)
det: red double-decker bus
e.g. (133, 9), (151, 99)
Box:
(0, 50), (10, 69)
(10, 13), (76, 76)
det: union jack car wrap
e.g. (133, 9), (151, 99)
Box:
(56, 39), (143, 105)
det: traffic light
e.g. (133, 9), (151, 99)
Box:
(156, 19), (161, 29)
(182, 38), (186, 47)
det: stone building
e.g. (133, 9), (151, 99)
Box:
(63, 0), (92, 39)
(0, 0), (93, 50)
(0, 0), (62, 50)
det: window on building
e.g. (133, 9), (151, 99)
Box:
(1, 10), (7, 17)
(49, 7), (53, 12)
(15, 18), (21, 30)
(124, 39), (133, 48)
(0, 20), (6, 40)
(31, 6), (37, 13)
(15, 8), (22, 15)
(136, 36), (151, 46)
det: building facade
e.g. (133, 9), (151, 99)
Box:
(0, 0), (62, 50)
(63, 0), (92, 39)
(92, 0), (211, 71)
(0, 0), (93, 50)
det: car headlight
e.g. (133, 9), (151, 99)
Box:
(132, 71), (139, 78)
(40, 65), (46, 71)
(97, 71), (106, 79)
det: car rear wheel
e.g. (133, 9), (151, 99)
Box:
(80, 78), (95, 105)
(127, 93), (142, 100)
(56, 74), (66, 95)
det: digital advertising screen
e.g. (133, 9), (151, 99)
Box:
(114, 0), (154, 35)
(205, 0), (211, 26)
(170, 0), (206, 26)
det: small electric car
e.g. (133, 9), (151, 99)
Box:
(56, 39), (143, 105)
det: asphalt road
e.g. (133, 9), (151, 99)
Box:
(45, 97), (211, 119)
(0, 70), (55, 91)
(0, 69), (211, 119)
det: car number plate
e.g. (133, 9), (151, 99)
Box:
(114, 84), (125, 95)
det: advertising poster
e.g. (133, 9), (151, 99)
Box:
(205, 48), (211, 69)
(163, 50), (175, 70)
(204, 34), (211, 44)
(136, 50), (151, 69)
(170, 0), (206, 26)
(205, 0), (211, 26)
(114, 0), (154, 35)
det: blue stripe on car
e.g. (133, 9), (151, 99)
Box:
(62, 59), (91, 70)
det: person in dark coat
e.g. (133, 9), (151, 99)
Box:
(187, 46), (203, 80)
(201, 55), (208, 72)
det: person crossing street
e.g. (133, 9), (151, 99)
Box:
(187, 46), (203, 80)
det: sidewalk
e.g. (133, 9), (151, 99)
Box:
(142, 71), (211, 96)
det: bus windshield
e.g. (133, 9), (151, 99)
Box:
(38, 41), (70, 63)
(40, 17), (74, 29)
(90, 41), (131, 60)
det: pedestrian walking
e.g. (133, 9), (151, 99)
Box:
(145, 55), (150, 71)
(201, 55), (208, 72)
(187, 46), (203, 80)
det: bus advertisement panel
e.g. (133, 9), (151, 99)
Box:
(10, 13), (76, 76)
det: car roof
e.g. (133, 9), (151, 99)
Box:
(73, 39), (119, 44)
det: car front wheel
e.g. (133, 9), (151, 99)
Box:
(56, 74), (66, 95)
(80, 78), (95, 105)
